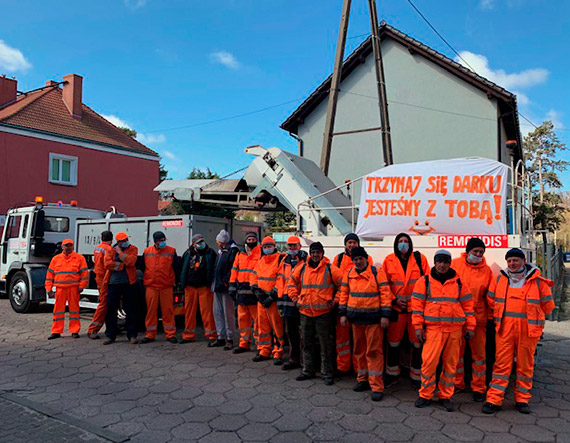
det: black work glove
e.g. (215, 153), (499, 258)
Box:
(269, 288), (278, 301)
(261, 295), (274, 308)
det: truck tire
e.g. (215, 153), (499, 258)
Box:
(9, 271), (39, 313)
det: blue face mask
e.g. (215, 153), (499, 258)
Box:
(287, 249), (299, 256)
(121, 242), (130, 249)
(263, 246), (275, 255)
(196, 242), (206, 250)
(157, 241), (166, 249)
(397, 242), (409, 253)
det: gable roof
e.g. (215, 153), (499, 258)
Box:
(0, 85), (158, 157)
(280, 22), (522, 156)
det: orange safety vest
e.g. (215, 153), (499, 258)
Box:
(94, 242), (113, 278)
(45, 252), (89, 291)
(105, 244), (138, 285)
(288, 257), (342, 317)
(250, 252), (285, 292)
(230, 246), (261, 287)
(451, 253), (494, 325)
(338, 264), (393, 323)
(383, 251), (429, 310)
(411, 272), (476, 332)
(143, 245), (177, 289)
(488, 267), (554, 337)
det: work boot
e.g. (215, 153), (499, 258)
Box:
(273, 358), (284, 366)
(415, 397), (431, 408)
(296, 373), (315, 381)
(252, 353), (271, 362)
(282, 361), (301, 371)
(439, 398), (455, 412)
(371, 392), (384, 402)
(334, 369), (351, 378)
(515, 402), (531, 414)
(180, 339), (194, 344)
(233, 346), (250, 354)
(208, 339), (225, 348)
(224, 340), (234, 351)
(482, 402), (501, 414)
(129, 338), (139, 345)
(323, 376), (334, 386)
(140, 337), (155, 344)
(103, 338), (115, 345)
(384, 374), (399, 389)
(353, 381), (371, 392)
(473, 392), (485, 402)
(88, 333), (100, 340)
(71, 333), (80, 339)
(47, 333), (61, 340)
(167, 337), (178, 344)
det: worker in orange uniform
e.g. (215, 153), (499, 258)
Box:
(103, 233), (139, 345)
(46, 239), (89, 340)
(451, 237), (494, 402)
(482, 248), (554, 415)
(87, 230), (114, 339)
(289, 241), (342, 385)
(180, 234), (217, 344)
(338, 246), (392, 401)
(412, 249), (475, 412)
(140, 231), (180, 344)
(229, 232), (261, 354)
(250, 236), (285, 365)
(333, 233), (373, 376)
(276, 236), (308, 370)
(383, 233), (429, 388)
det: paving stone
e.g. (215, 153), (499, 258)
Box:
(339, 413), (378, 432)
(337, 400), (373, 415)
(403, 415), (443, 431)
(149, 381), (181, 394)
(129, 429), (173, 443)
(557, 433), (570, 443)
(307, 407), (345, 423)
(182, 406), (220, 423)
(210, 415), (247, 431)
(537, 418), (570, 433)
(171, 422), (211, 439)
(273, 413), (312, 432)
(199, 431), (241, 443)
(374, 422), (416, 441)
(412, 432), (456, 443)
(470, 416), (511, 433)
(305, 422), (345, 441)
(146, 413), (185, 430)
(238, 423), (279, 441)
(216, 399), (252, 415)
(510, 424), (556, 442)
(157, 399), (193, 414)
(442, 423), (485, 441)
(496, 409), (537, 424)
(193, 393), (226, 407)
(482, 433), (522, 443)
(308, 393), (342, 407)
(431, 408), (471, 423)
(341, 432), (384, 443)
(249, 393), (284, 407)
(170, 386), (203, 400)
(271, 431), (312, 443)
(245, 406), (282, 423)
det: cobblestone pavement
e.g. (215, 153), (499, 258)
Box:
(0, 271), (569, 443)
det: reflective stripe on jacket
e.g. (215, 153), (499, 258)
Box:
(276, 251), (308, 316)
(45, 252), (89, 291)
(451, 253), (493, 325)
(143, 245), (177, 289)
(382, 252), (429, 311)
(229, 245), (261, 305)
(250, 252), (285, 293)
(488, 267), (554, 337)
(411, 272), (475, 332)
(338, 265), (393, 324)
(288, 257), (342, 317)
(94, 242), (113, 278)
(104, 245), (138, 285)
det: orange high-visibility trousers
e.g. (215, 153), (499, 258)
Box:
(336, 317), (352, 372)
(386, 312), (421, 381)
(182, 286), (216, 341)
(486, 316), (539, 405)
(52, 286), (81, 334)
(88, 276), (107, 335)
(237, 304), (258, 349)
(352, 323), (385, 392)
(257, 302), (284, 358)
(419, 328), (462, 400)
(145, 287), (176, 339)
(455, 324), (487, 393)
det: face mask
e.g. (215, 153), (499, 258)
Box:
(397, 243), (409, 253)
(157, 241), (166, 249)
(468, 253), (482, 264)
(287, 249), (299, 256)
(263, 246), (275, 255)
(121, 242), (130, 249)
(246, 241), (258, 249)
(196, 242), (206, 250)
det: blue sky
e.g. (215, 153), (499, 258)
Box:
(1, 0), (568, 189)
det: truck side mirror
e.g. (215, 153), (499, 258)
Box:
(32, 209), (45, 239)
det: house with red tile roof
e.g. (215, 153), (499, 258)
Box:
(0, 74), (159, 219)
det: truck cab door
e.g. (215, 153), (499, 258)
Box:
(1, 215), (23, 275)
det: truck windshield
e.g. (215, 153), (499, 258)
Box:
(44, 216), (70, 233)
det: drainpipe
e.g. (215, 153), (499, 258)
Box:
(289, 132), (304, 157)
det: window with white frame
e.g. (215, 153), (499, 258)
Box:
(49, 153), (78, 186)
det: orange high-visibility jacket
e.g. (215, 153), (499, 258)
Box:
(45, 252), (89, 292)
(250, 252), (285, 293)
(488, 266), (554, 337)
(105, 244), (138, 285)
(451, 253), (494, 326)
(411, 272), (476, 332)
(288, 257), (342, 317)
(229, 245), (261, 305)
(383, 252), (429, 311)
(338, 264), (393, 324)
(143, 245), (177, 289)
(334, 252), (374, 278)
(94, 242), (113, 278)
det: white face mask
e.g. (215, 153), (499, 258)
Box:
(468, 253), (483, 264)
(263, 246), (275, 255)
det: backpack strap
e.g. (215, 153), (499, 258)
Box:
(457, 277), (462, 297)
(424, 274), (430, 299)
(414, 251), (425, 276)
(370, 265), (381, 293)
(337, 253), (344, 268)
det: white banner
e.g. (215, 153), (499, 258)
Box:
(355, 157), (509, 237)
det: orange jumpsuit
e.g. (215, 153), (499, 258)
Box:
(45, 252), (89, 334)
(229, 245), (261, 349)
(412, 272), (475, 400)
(486, 268), (554, 406)
(338, 265), (393, 393)
(87, 242), (113, 335)
(451, 253), (493, 393)
(143, 245), (177, 339)
(383, 251), (429, 381)
(333, 252), (374, 372)
(251, 252), (285, 359)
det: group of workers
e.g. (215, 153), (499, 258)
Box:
(45, 229), (554, 414)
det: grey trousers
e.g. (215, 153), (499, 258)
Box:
(213, 292), (235, 341)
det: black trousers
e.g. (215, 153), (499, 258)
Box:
(300, 312), (334, 377)
(285, 314), (301, 363)
(105, 283), (138, 340)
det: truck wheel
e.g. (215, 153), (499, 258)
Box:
(9, 271), (39, 313)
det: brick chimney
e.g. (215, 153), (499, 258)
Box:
(0, 76), (17, 108)
(62, 74), (83, 119)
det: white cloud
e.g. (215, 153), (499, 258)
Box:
(161, 150), (178, 161)
(0, 40), (31, 72)
(546, 110), (564, 130)
(209, 51), (241, 70)
(136, 133), (166, 145)
(480, 0), (495, 9)
(512, 91), (530, 106)
(101, 114), (132, 129)
(124, 0), (147, 9)
(455, 51), (548, 90)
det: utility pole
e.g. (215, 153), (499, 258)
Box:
(538, 155), (544, 203)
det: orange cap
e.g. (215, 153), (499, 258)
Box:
(261, 236), (276, 246)
(116, 232), (129, 241)
(61, 239), (74, 246)
(287, 236), (301, 245)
